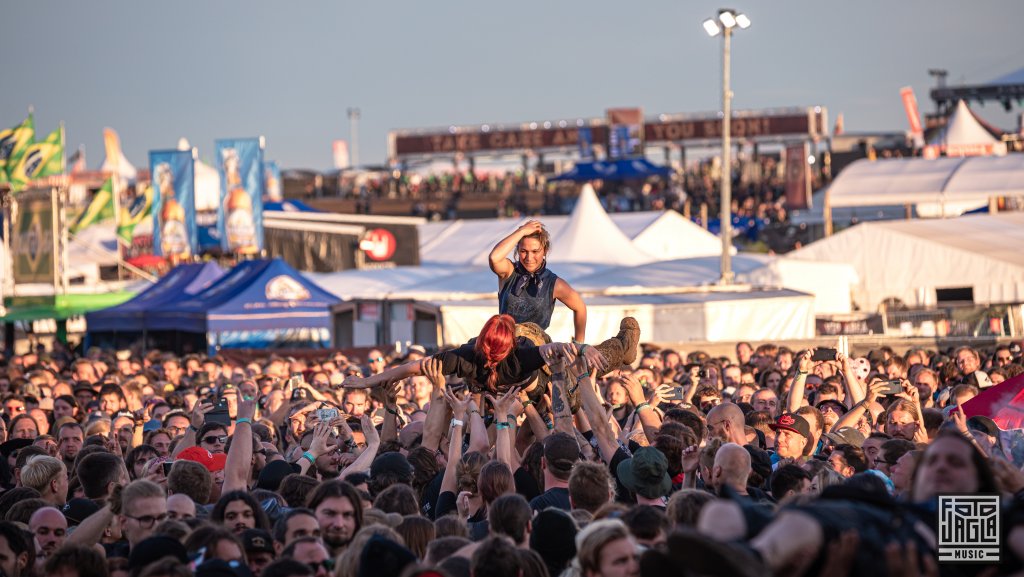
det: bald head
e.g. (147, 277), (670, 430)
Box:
(712, 443), (751, 492)
(706, 403), (746, 444)
(29, 507), (67, 557)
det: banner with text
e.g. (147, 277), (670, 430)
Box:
(215, 138), (264, 255)
(784, 143), (811, 210)
(150, 149), (197, 260)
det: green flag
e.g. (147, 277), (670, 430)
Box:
(0, 113), (35, 184)
(71, 177), (116, 234)
(117, 182), (153, 244)
(9, 126), (62, 192)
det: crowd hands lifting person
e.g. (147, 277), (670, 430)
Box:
(2, 337), (1024, 577)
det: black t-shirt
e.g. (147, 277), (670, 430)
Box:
(435, 337), (545, 393)
(421, 471), (444, 520)
(529, 487), (571, 513)
(514, 467), (541, 502)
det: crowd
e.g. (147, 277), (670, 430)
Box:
(0, 336), (1023, 577)
(2, 219), (1024, 577)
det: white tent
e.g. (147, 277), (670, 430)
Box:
(929, 100), (1005, 157)
(178, 138), (221, 211)
(419, 188), (724, 266)
(569, 255), (857, 315)
(544, 184), (657, 266)
(825, 155), (1024, 218)
(788, 213), (1024, 311)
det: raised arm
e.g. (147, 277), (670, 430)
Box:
(489, 220), (543, 280)
(787, 350), (813, 414)
(440, 388), (471, 495)
(342, 359), (423, 389)
(338, 414), (381, 477)
(486, 387), (520, 468)
(222, 397), (255, 493)
(620, 373), (662, 442)
(831, 379), (882, 433)
(420, 359), (450, 452)
(554, 279), (588, 343)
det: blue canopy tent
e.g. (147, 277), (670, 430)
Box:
(549, 158), (672, 182)
(146, 258), (341, 353)
(85, 262), (226, 348)
(264, 199), (321, 212)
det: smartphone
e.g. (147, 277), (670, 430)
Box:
(664, 386), (687, 402)
(878, 379), (904, 396)
(289, 372), (303, 389)
(162, 461), (174, 475)
(206, 398), (231, 426)
(812, 348), (838, 362)
(315, 407), (339, 422)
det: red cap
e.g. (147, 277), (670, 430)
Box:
(177, 446), (227, 473)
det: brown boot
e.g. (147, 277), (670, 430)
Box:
(619, 317), (640, 365)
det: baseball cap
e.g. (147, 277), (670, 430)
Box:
(62, 497), (101, 525)
(768, 413), (812, 443)
(967, 415), (1000, 438)
(370, 452), (414, 481)
(241, 529), (275, 555)
(823, 426), (866, 448)
(542, 433), (581, 476)
(130, 535), (188, 570)
(616, 446), (672, 499)
(177, 446), (227, 472)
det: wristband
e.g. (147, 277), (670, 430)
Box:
(235, 417), (252, 425)
(545, 420), (554, 430)
(507, 414), (516, 422)
(188, 425), (199, 433)
(521, 399), (534, 407)
(469, 409), (480, 416)
(301, 451), (316, 464)
(451, 418), (465, 428)
(635, 402), (652, 413)
(496, 422), (510, 430)
(385, 407), (401, 416)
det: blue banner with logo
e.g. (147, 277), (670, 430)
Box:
(215, 138), (264, 255)
(578, 127), (594, 160)
(150, 149), (197, 260)
(264, 160), (282, 202)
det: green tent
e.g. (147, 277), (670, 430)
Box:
(2, 292), (136, 322)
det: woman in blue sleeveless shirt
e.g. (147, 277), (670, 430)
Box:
(489, 220), (587, 343)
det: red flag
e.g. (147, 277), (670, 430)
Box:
(962, 373), (1024, 430)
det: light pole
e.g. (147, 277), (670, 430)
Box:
(347, 107), (361, 168)
(704, 9), (750, 285)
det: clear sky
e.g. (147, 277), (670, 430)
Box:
(3, 0), (1022, 171)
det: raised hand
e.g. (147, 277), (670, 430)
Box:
(619, 373), (647, 406)
(486, 387), (521, 419)
(443, 388), (471, 421)
(582, 345), (609, 373)
(236, 397), (256, 423)
(422, 358), (446, 391)
(308, 423), (333, 458)
(361, 413), (380, 447)
(190, 402), (213, 430)
(798, 349), (814, 373)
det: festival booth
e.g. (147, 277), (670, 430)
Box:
(85, 262), (226, 348)
(147, 258), (340, 353)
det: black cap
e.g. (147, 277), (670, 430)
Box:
(370, 452), (413, 481)
(357, 536), (415, 577)
(256, 460), (298, 491)
(62, 498), (101, 525)
(241, 529), (274, 554)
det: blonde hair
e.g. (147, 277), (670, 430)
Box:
(21, 456), (66, 493)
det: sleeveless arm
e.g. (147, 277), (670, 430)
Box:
(554, 278), (587, 342)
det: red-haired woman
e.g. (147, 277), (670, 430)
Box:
(342, 314), (639, 395)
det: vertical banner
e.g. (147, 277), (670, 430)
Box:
(215, 138), (263, 255)
(899, 86), (925, 149)
(264, 160), (283, 202)
(11, 188), (55, 284)
(577, 127), (594, 160)
(606, 108), (644, 159)
(150, 149), (197, 260)
(119, 182), (155, 266)
(195, 158), (221, 253)
(784, 143), (811, 210)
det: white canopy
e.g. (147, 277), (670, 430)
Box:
(544, 184), (657, 266)
(929, 100), (1003, 152)
(826, 155), (1024, 214)
(789, 213), (1024, 311)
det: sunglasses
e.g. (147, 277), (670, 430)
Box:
(371, 357), (385, 363)
(125, 512), (169, 528)
(202, 435), (228, 445)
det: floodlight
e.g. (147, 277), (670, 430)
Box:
(718, 10), (737, 29)
(735, 14), (751, 29)
(703, 18), (721, 36)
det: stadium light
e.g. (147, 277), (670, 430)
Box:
(704, 8), (751, 285)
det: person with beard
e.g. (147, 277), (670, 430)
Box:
(488, 220), (587, 343)
(305, 480), (363, 555)
(29, 507), (67, 572)
(211, 491), (271, 536)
